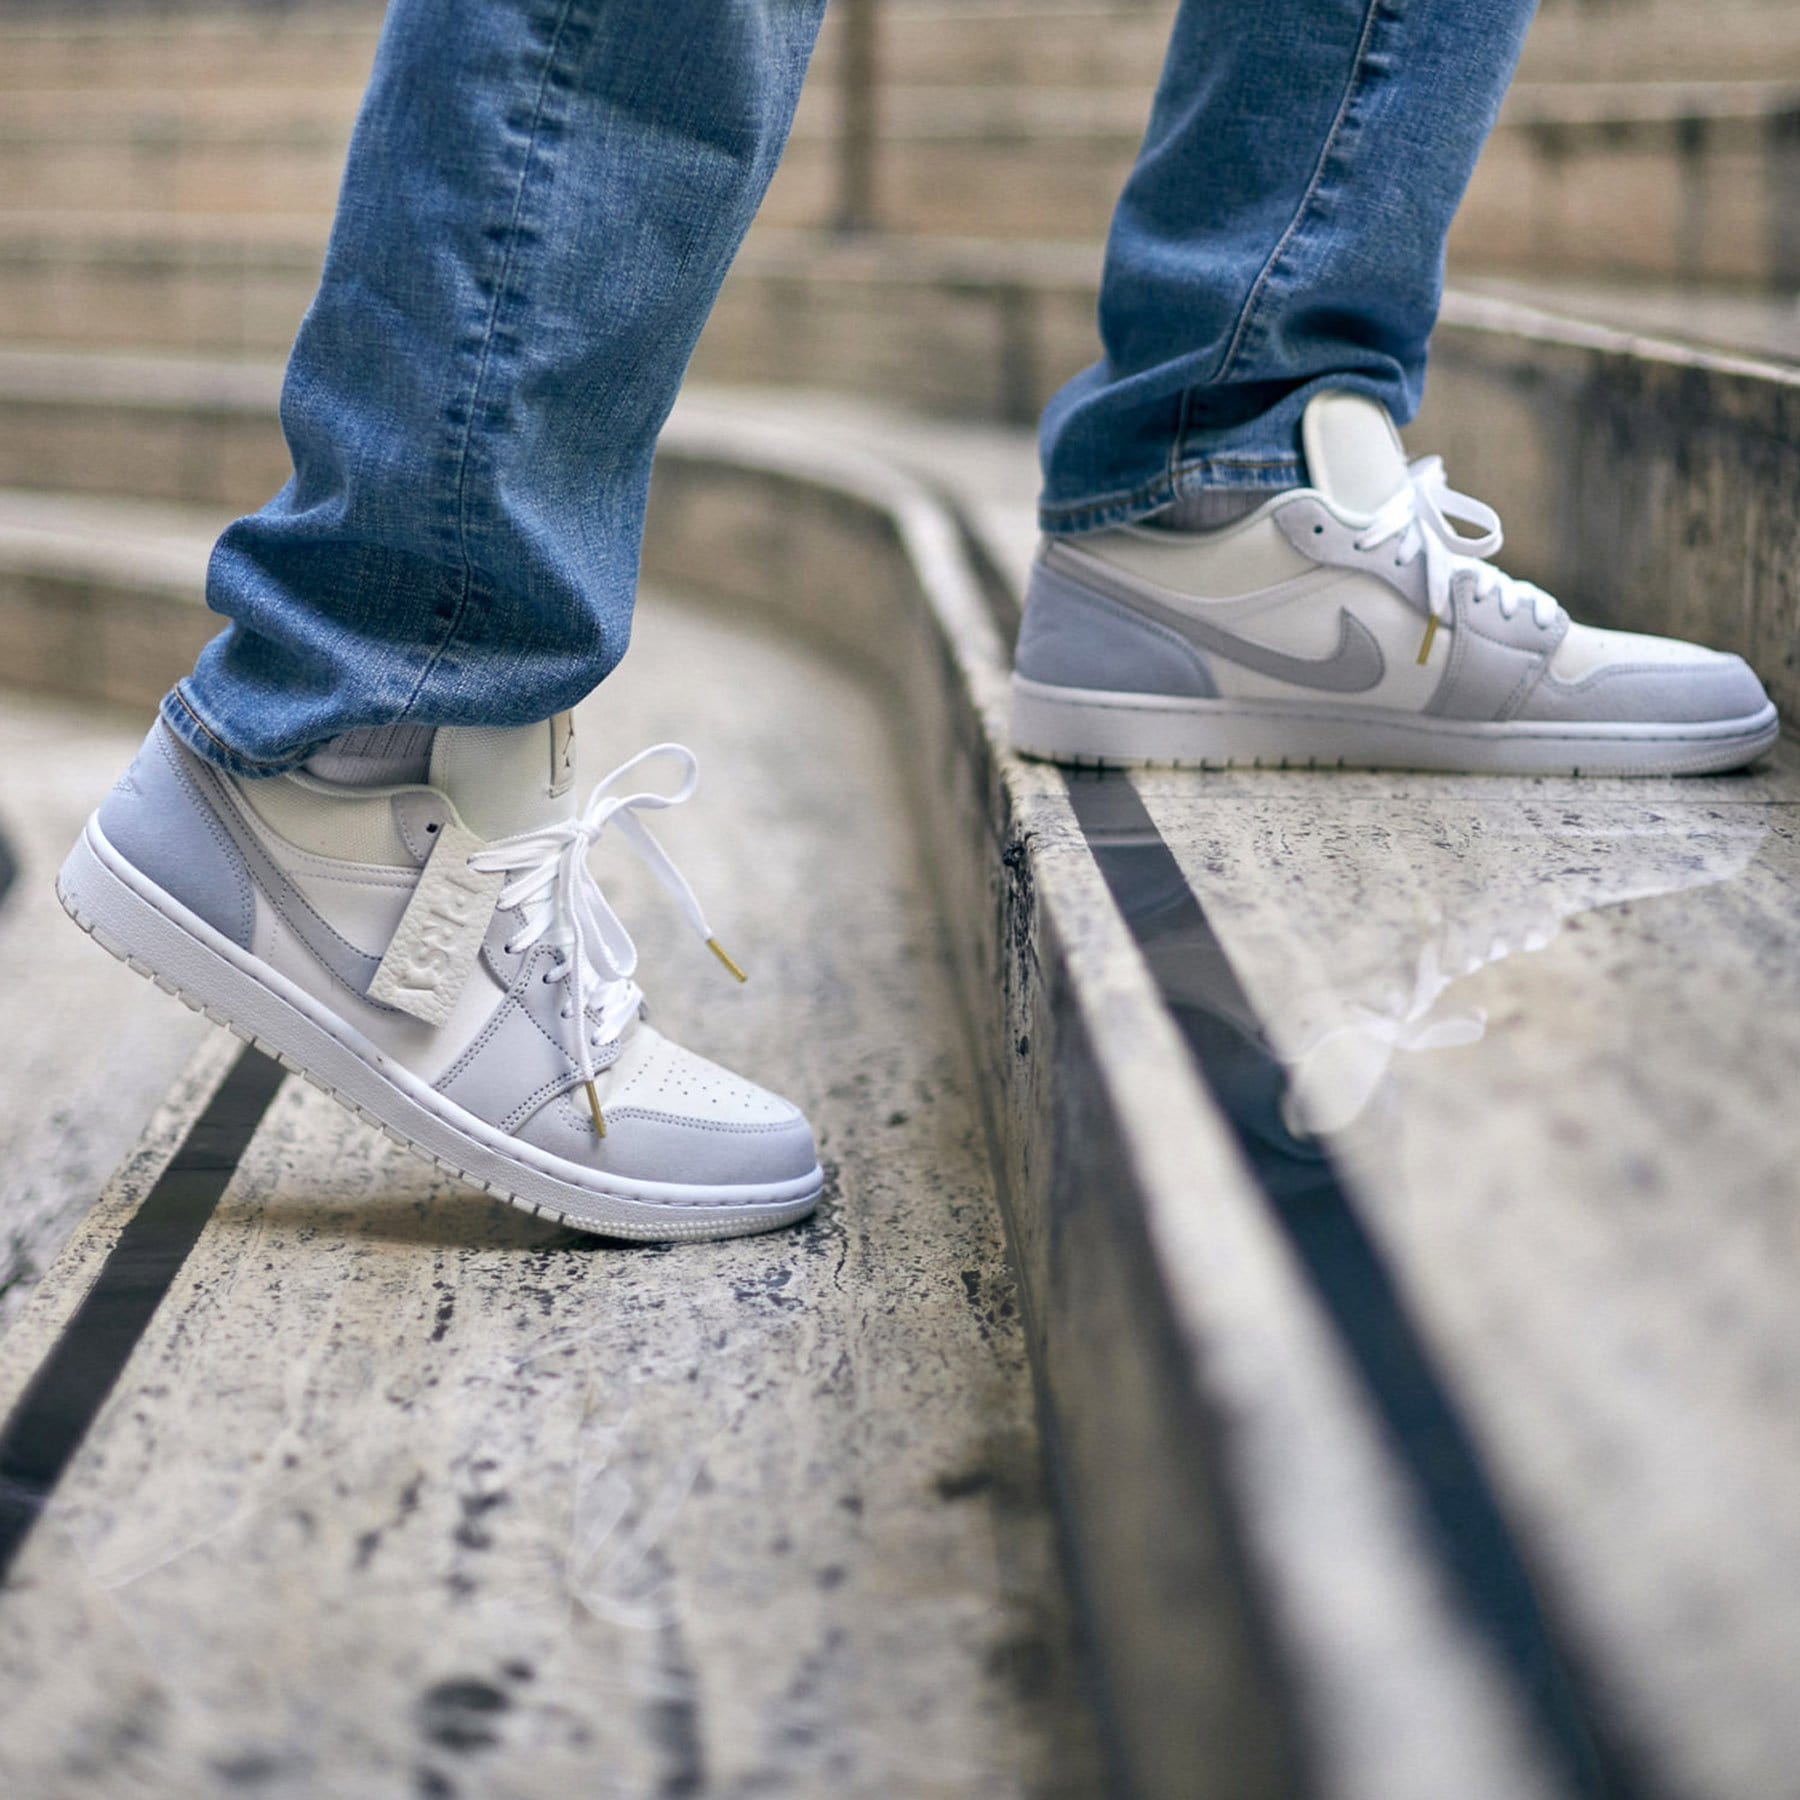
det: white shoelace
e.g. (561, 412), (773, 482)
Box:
(1353, 455), (1558, 657)
(466, 742), (744, 1137)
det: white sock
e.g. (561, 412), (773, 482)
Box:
(304, 723), (436, 787)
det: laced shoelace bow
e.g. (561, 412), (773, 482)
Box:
(1353, 455), (1558, 664)
(466, 742), (744, 1138)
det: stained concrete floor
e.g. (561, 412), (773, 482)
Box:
(1138, 750), (1800, 1798)
(0, 594), (1102, 1799)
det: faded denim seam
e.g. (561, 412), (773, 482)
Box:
(1039, 451), (1307, 535)
(1204, 0), (1391, 397)
(163, 682), (303, 777)
(402, 0), (584, 722)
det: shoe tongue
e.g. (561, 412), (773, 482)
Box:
(1301, 391), (1410, 517)
(428, 712), (578, 840)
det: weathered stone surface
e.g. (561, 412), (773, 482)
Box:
(0, 690), (211, 1339)
(1139, 752), (1800, 1798)
(646, 399), (1569, 1800)
(0, 593), (1100, 1799)
(0, 490), (226, 709)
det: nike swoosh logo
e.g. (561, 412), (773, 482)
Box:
(1049, 549), (1388, 694)
(183, 753), (391, 999)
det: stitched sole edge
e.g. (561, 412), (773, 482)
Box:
(1009, 677), (1782, 777)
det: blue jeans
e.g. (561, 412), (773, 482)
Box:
(1037, 0), (1537, 531)
(167, 0), (1536, 775)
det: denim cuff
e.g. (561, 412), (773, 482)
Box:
(1038, 452), (1306, 536)
(161, 684), (315, 779)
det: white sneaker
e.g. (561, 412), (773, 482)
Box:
(1011, 391), (1778, 775)
(57, 716), (823, 1241)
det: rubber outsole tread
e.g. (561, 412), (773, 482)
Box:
(59, 881), (806, 1243)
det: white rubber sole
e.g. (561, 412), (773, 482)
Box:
(58, 818), (823, 1242)
(1010, 675), (1782, 777)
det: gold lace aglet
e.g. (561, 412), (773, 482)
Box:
(583, 1079), (607, 1137)
(1416, 614), (1440, 666)
(707, 937), (748, 984)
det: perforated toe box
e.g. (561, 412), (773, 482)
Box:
(515, 1027), (820, 1193)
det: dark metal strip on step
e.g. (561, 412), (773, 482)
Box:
(1064, 769), (1626, 1799)
(0, 1043), (285, 1586)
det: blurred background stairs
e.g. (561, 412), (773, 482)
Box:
(1, 0), (1799, 390)
(3, 0), (1800, 709)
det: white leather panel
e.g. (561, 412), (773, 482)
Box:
(249, 903), (511, 1084)
(1551, 621), (1726, 681)
(234, 774), (416, 865)
(284, 866), (416, 956)
(1072, 515), (1314, 596)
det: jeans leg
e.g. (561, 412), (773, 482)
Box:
(167, 0), (824, 775)
(1037, 0), (1538, 534)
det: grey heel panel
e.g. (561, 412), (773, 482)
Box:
(96, 721), (256, 950)
(1014, 558), (1217, 698)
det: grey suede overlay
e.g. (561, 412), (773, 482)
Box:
(433, 935), (624, 1133)
(516, 1096), (817, 1189)
(1016, 558), (1217, 696)
(1037, 543), (1386, 694)
(99, 722), (255, 949)
(1424, 578), (1569, 721)
(433, 924), (814, 1188)
(1514, 655), (1770, 725)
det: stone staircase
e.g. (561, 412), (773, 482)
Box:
(4, 6), (1800, 1799)
(3, 1), (1800, 370)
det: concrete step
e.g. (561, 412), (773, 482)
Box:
(0, 487), (228, 708)
(1, 69), (1791, 287)
(0, 690), (213, 1341)
(0, 213), (325, 357)
(0, 6), (383, 91)
(8, 381), (1800, 1799)
(696, 233), (1100, 427)
(1452, 81), (1800, 288)
(0, 346), (285, 509)
(1459, 272), (1800, 367)
(0, 584), (1103, 1797)
(636, 390), (1800, 1800)
(0, 0), (1795, 95)
(0, 247), (1792, 515)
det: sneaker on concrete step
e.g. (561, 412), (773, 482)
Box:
(57, 716), (822, 1241)
(1011, 391), (1778, 776)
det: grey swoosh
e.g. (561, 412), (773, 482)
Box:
(1052, 550), (1388, 693)
(179, 748), (389, 1000)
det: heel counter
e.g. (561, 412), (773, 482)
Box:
(97, 723), (255, 949)
(1014, 555), (1217, 697)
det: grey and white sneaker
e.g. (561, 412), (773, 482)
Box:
(57, 716), (822, 1241)
(1012, 390), (1779, 775)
